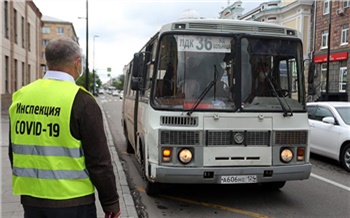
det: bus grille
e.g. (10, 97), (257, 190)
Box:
(186, 23), (284, 34)
(160, 130), (201, 145)
(221, 24), (254, 32)
(206, 131), (270, 146)
(188, 23), (219, 30)
(274, 131), (308, 145)
(160, 116), (198, 126)
(258, 27), (285, 34)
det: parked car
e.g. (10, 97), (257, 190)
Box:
(112, 90), (120, 97)
(306, 101), (350, 172)
(119, 91), (124, 99)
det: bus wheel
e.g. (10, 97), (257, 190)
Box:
(262, 181), (286, 190)
(124, 126), (134, 154)
(145, 179), (159, 196)
(126, 138), (134, 154)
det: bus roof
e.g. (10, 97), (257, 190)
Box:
(159, 18), (302, 39)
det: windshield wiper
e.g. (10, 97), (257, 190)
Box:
(262, 64), (293, 117)
(187, 65), (218, 116)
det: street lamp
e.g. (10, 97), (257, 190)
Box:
(93, 35), (99, 96)
(78, 0), (89, 90)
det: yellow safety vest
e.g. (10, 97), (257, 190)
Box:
(9, 79), (95, 200)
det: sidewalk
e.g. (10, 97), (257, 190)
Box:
(0, 100), (138, 218)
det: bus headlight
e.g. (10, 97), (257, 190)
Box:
(178, 148), (193, 164)
(280, 148), (293, 163)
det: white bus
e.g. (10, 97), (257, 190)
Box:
(122, 19), (312, 195)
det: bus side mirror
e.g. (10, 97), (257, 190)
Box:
(131, 77), (144, 90)
(132, 52), (144, 77)
(308, 62), (315, 84)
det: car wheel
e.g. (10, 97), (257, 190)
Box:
(340, 143), (350, 172)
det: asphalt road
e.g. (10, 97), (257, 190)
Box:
(100, 94), (350, 218)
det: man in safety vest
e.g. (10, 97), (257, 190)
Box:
(9, 37), (120, 218)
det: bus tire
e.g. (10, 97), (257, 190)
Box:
(124, 124), (134, 154)
(145, 180), (159, 196)
(126, 138), (134, 154)
(262, 181), (286, 190)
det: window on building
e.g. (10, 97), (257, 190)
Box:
(28, 64), (31, 83)
(5, 56), (9, 93)
(341, 25), (349, 45)
(42, 39), (49, 46)
(42, 52), (46, 59)
(21, 16), (25, 48)
(57, 27), (64, 34)
(339, 67), (347, 92)
(321, 30), (328, 49)
(42, 66), (47, 74)
(4, 1), (9, 39)
(22, 62), (25, 86)
(14, 59), (18, 91)
(320, 64), (327, 92)
(344, 0), (350, 8)
(14, 9), (17, 44)
(27, 23), (31, 51)
(42, 27), (50, 34)
(323, 0), (330, 15)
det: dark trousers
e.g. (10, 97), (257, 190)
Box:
(23, 203), (97, 218)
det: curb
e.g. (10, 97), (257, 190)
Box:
(100, 101), (138, 218)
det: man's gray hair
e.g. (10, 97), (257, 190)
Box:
(45, 37), (82, 70)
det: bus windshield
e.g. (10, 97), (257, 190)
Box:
(152, 34), (305, 112)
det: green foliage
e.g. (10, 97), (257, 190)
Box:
(75, 70), (102, 92)
(112, 74), (125, 90)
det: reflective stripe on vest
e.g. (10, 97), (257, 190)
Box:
(12, 143), (84, 158)
(12, 167), (89, 179)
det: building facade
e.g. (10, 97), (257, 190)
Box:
(40, 15), (78, 75)
(1, 0), (42, 93)
(1, 0), (42, 113)
(311, 0), (349, 101)
(1, 2), (79, 114)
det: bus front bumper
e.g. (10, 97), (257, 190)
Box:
(151, 163), (312, 184)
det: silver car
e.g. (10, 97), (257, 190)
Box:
(306, 102), (350, 172)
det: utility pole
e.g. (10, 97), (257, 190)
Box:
(79, 1), (89, 90)
(325, 0), (332, 100)
(93, 35), (99, 96)
(85, 0), (89, 91)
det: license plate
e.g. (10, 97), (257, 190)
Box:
(221, 175), (257, 184)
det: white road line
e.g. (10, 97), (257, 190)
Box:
(311, 173), (350, 192)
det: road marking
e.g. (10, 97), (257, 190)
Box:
(311, 173), (350, 191)
(136, 187), (270, 218)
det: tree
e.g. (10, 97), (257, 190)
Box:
(116, 74), (125, 90)
(76, 70), (91, 89)
(76, 70), (101, 92)
(112, 74), (125, 90)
